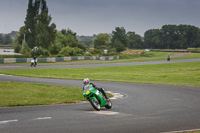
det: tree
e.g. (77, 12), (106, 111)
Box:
(160, 25), (179, 49)
(0, 34), (13, 45)
(185, 25), (200, 48)
(13, 26), (26, 53)
(9, 31), (18, 38)
(144, 29), (162, 49)
(113, 40), (125, 52)
(143, 24), (200, 49)
(111, 27), (128, 52)
(13, 0), (57, 56)
(20, 42), (32, 57)
(35, 13), (57, 49)
(59, 46), (84, 56)
(93, 33), (111, 50)
(49, 29), (86, 55)
(0, 34), (3, 44)
(77, 34), (96, 48)
(62, 29), (86, 51)
(23, 0), (56, 49)
(24, 0), (37, 48)
(127, 31), (143, 49)
(4, 34), (13, 44)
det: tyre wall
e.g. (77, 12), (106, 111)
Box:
(0, 56), (119, 63)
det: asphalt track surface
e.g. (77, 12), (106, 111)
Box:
(0, 59), (200, 133)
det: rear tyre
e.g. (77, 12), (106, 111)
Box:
(90, 98), (101, 111)
(105, 99), (112, 109)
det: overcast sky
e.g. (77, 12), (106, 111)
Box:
(0, 0), (199, 36)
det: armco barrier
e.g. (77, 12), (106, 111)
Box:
(0, 56), (119, 63)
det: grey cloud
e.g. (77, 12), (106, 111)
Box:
(0, 0), (200, 36)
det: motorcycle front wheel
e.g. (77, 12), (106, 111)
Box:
(105, 99), (112, 109)
(90, 98), (101, 111)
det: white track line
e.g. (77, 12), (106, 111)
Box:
(0, 119), (18, 124)
(161, 128), (200, 133)
(106, 91), (127, 100)
(35, 117), (52, 120)
(0, 74), (13, 76)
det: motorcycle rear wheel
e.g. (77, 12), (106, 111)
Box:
(90, 98), (101, 111)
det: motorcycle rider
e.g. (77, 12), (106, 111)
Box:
(83, 78), (109, 100)
(33, 56), (37, 66)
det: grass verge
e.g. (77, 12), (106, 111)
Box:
(0, 62), (199, 87)
(0, 82), (85, 107)
(0, 81), (113, 107)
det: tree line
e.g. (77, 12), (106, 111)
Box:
(13, 0), (200, 57)
(144, 24), (200, 49)
(0, 33), (13, 45)
(93, 24), (200, 53)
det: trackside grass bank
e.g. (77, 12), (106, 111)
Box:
(0, 62), (199, 87)
(0, 82), (113, 107)
(0, 82), (85, 107)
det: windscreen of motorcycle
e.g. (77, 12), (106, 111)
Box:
(83, 84), (90, 91)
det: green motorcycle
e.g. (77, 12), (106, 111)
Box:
(83, 84), (112, 111)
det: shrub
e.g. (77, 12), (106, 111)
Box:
(89, 49), (101, 55)
(187, 48), (200, 53)
(20, 42), (31, 57)
(0, 55), (27, 58)
(31, 47), (50, 57)
(49, 43), (61, 55)
(59, 46), (84, 56)
(14, 43), (21, 53)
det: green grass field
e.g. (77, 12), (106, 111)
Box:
(0, 61), (199, 86)
(0, 82), (85, 107)
(172, 53), (200, 59)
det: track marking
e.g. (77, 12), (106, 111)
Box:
(0, 74), (13, 76)
(35, 117), (52, 120)
(106, 91), (127, 99)
(161, 128), (200, 133)
(0, 119), (18, 124)
(89, 111), (119, 115)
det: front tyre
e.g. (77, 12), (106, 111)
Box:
(105, 99), (112, 109)
(90, 98), (101, 111)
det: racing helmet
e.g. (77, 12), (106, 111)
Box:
(83, 78), (90, 85)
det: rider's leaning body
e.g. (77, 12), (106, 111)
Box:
(83, 78), (109, 99)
